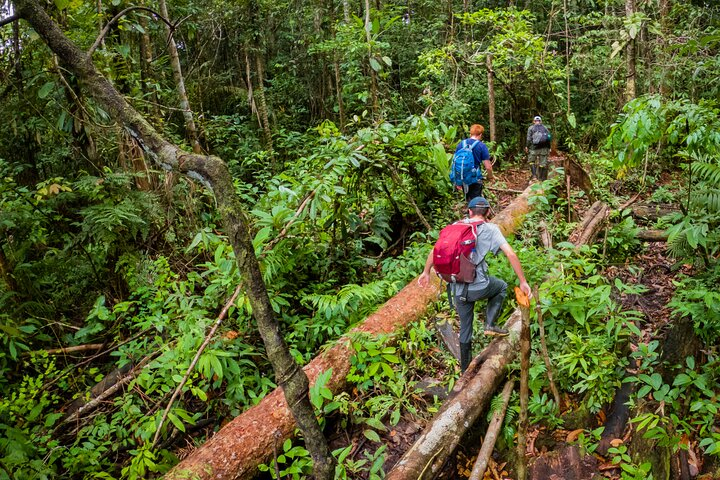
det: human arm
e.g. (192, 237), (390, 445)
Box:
(417, 250), (435, 287)
(526, 126), (533, 148)
(499, 243), (531, 296)
(475, 141), (493, 181)
(483, 159), (494, 180)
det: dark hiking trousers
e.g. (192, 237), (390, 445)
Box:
(454, 276), (508, 344)
(463, 181), (484, 202)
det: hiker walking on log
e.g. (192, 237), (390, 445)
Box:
(525, 115), (551, 181)
(418, 196), (531, 372)
(450, 124), (494, 201)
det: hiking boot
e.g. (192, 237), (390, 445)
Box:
(460, 342), (472, 372)
(484, 324), (509, 336)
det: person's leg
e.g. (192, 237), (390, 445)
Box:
(464, 182), (483, 201)
(479, 276), (508, 336)
(454, 294), (476, 372)
(529, 150), (538, 179)
(538, 148), (549, 180)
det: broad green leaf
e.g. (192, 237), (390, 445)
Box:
(363, 429), (381, 443)
(38, 82), (55, 99)
(567, 112), (576, 129)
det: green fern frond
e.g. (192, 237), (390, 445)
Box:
(667, 226), (692, 259)
(691, 159), (720, 188)
(690, 188), (720, 214)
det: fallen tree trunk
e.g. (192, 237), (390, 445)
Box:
(469, 380), (515, 480)
(564, 157), (593, 199)
(630, 204), (678, 221)
(387, 311), (523, 480)
(166, 184), (540, 480)
(387, 197), (599, 480)
(569, 201), (610, 247)
(637, 229), (669, 242)
(435, 316), (460, 361)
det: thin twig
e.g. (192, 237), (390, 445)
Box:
(58, 352), (158, 429)
(88, 7), (172, 56)
(151, 284), (242, 447)
(263, 188), (318, 254)
(29, 344), (104, 356)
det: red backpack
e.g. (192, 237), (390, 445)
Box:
(433, 220), (484, 283)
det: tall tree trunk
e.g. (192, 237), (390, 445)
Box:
(343, 0), (351, 23)
(364, 0), (379, 120)
(486, 54), (496, 143)
(254, 51), (274, 155)
(658, 0), (671, 97)
(95, 0), (104, 50)
(334, 57), (346, 130)
(446, 0), (455, 44)
(0, 248), (16, 292)
(158, 0), (202, 154)
(563, 0), (571, 115)
(624, 0), (637, 103)
(10, 2), (335, 479)
(12, 17), (22, 88)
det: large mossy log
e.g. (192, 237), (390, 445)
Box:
(166, 185), (539, 480)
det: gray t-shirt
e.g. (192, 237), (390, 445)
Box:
(450, 221), (508, 294)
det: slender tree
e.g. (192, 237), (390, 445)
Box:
(158, 0), (202, 154)
(486, 53), (496, 143)
(624, 0), (637, 102)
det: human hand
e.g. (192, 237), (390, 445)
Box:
(418, 272), (431, 287)
(519, 281), (531, 297)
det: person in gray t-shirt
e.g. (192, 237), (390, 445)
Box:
(418, 196), (531, 372)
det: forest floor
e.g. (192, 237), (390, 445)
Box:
(324, 156), (697, 480)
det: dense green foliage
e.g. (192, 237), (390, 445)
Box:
(1, 0), (720, 478)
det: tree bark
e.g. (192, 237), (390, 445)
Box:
(254, 51), (274, 155)
(10, 1), (334, 478)
(624, 0), (637, 103)
(568, 201), (609, 247)
(630, 204), (679, 221)
(0, 247), (17, 292)
(486, 54), (496, 143)
(564, 156), (593, 199)
(637, 229), (669, 242)
(468, 380), (514, 480)
(166, 182), (540, 480)
(516, 290), (531, 480)
(435, 316), (460, 361)
(158, 0), (202, 154)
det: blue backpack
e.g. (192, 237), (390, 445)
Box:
(450, 140), (481, 186)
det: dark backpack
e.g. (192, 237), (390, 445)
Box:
(531, 126), (550, 146)
(450, 140), (481, 186)
(433, 220), (484, 283)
